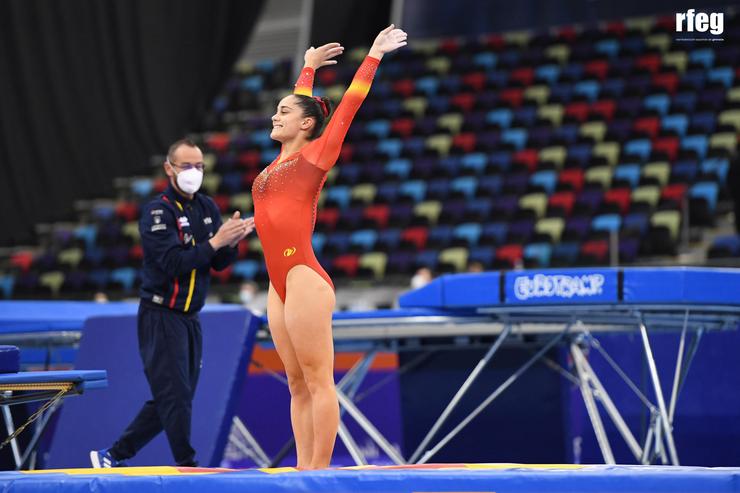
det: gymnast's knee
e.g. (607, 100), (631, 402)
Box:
(285, 371), (310, 399)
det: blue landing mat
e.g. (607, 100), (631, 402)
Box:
(2, 464), (739, 493)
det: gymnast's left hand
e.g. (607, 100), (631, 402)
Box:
(368, 24), (408, 59)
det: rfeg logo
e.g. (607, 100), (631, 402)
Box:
(675, 9), (724, 36)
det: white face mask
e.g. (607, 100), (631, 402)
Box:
(239, 290), (254, 305)
(174, 167), (203, 195)
(410, 274), (428, 290)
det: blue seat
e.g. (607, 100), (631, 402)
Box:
(701, 158), (730, 186)
(240, 75), (263, 92)
(524, 243), (552, 267)
(312, 233), (327, 254)
(486, 70), (508, 88)
(450, 176), (478, 199)
(482, 222), (508, 244)
(428, 225), (454, 247)
(326, 232), (351, 253)
(662, 114), (689, 136)
(131, 178), (153, 198)
(233, 260), (259, 280)
(350, 230), (378, 251)
(381, 99), (403, 118)
(622, 213), (649, 235)
(568, 143), (592, 164)
(672, 92), (697, 112)
(681, 70), (706, 90)
(453, 223), (482, 246)
(74, 225), (98, 250)
(556, 124), (580, 144)
(111, 267), (137, 291)
(624, 139), (652, 160)
(602, 78), (625, 97)
(427, 95), (450, 115)
(337, 163), (361, 185)
(469, 246), (495, 266)
(501, 128), (528, 150)
(399, 181), (427, 202)
(682, 135), (708, 159)
(325, 186), (351, 208)
(707, 66), (734, 88)
(427, 178), (451, 199)
(486, 109), (513, 129)
(552, 242), (580, 263)
(416, 76), (440, 95)
(438, 156), (462, 176)
(689, 48), (715, 68)
(377, 138), (403, 158)
(251, 129), (272, 148)
(0, 275), (14, 299)
(513, 106), (538, 126)
(466, 198), (493, 218)
(691, 113), (717, 134)
(614, 164), (641, 188)
(671, 160), (698, 182)
(561, 62), (584, 81)
(592, 214), (622, 232)
(385, 158), (412, 179)
(415, 250), (439, 269)
(595, 39), (619, 58)
(690, 182), (719, 212)
(574, 80), (600, 101)
(644, 94), (670, 115)
(461, 153), (487, 173)
(535, 64), (560, 84)
(478, 175), (503, 196)
(530, 170), (558, 194)
(365, 119), (391, 139)
(473, 52), (497, 70)
(488, 151), (512, 171)
(378, 228), (402, 249)
(89, 269), (110, 289)
(549, 83), (573, 102)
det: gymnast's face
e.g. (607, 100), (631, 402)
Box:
(270, 95), (315, 143)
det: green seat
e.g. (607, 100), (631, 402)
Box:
(535, 217), (565, 243)
(519, 193), (548, 218)
(58, 248), (83, 268)
(581, 122), (607, 142)
(585, 166), (612, 189)
(426, 134), (453, 156)
(230, 193), (253, 213)
(40, 271), (65, 296)
(437, 113), (464, 134)
(632, 185), (661, 207)
(592, 142), (620, 166)
(524, 85), (549, 105)
(248, 237), (263, 254)
(719, 109), (740, 132)
(359, 252), (388, 279)
(351, 184), (377, 204)
(122, 221), (140, 242)
(625, 16), (654, 33)
(645, 33), (670, 52)
(203, 153), (217, 172)
(403, 97), (428, 118)
(414, 201), (442, 225)
(439, 247), (469, 272)
(545, 44), (569, 64)
(710, 132), (738, 153)
(651, 210), (681, 242)
(426, 56), (451, 74)
(728, 87), (740, 103)
(201, 173), (221, 195)
(539, 146), (567, 168)
(642, 162), (670, 187)
(662, 51), (687, 72)
(538, 104), (564, 126)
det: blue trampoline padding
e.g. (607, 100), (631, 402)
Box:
(259, 308), (465, 326)
(0, 370), (107, 391)
(0, 345), (20, 373)
(2, 464), (739, 493)
(623, 267), (740, 305)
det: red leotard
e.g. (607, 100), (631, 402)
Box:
(252, 56), (379, 303)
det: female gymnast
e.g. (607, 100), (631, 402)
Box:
(251, 25), (408, 469)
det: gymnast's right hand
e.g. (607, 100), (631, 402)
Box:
(304, 42), (344, 69)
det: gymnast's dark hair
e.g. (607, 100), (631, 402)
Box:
(293, 95), (334, 140)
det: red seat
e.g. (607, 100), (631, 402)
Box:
(513, 149), (539, 173)
(439, 38), (460, 55)
(210, 265), (233, 284)
(585, 60), (609, 80)
(364, 204), (390, 229)
(604, 188), (631, 215)
(549, 191), (576, 216)
(206, 133), (230, 153)
(652, 72), (679, 94)
(10, 251), (34, 272)
(496, 244), (523, 267)
(317, 68), (337, 86)
(605, 21), (625, 37)
(591, 100), (616, 121)
(581, 240), (609, 262)
(652, 136), (679, 161)
(556, 26), (577, 42)
(238, 150), (261, 168)
(390, 118), (415, 138)
(661, 183), (688, 204)
(635, 54), (661, 74)
(558, 169), (584, 192)
(242, 170), (260, 187)
(450, 93), (475, 112)
(317, 208), (340, 230)
(462, 72), (486, 92)
(129, 245), (144, 261)
(401, 226), (429, 250)
(499, 88), (524, 107)
(213, 195), (230, 213)
(153, 178), (169, 193)
(482, 34), (505, 50)
(339, 143), (354, 162)
(510, 67), (534, 86)
(565, 102), (590, 122)
(333, 254), (360, 277)
(237, 241), (250, 259)
(115, 201), (139, 222)
(452, 133), (477, 153)
(633, 117), (660, 139)
(392, 79), (415, 98)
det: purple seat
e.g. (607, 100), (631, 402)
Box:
(577, 189), (604, 212)
(503, 172), (529, 194)
(616, 97), (642, 117)
(618, 237), (640, 262)
(528, 126), (555, 148)
(564, 216), (591, 240)
(606, 119), (632, 141)
(508, 219), (534, 242)
(492, 195), (519, 217)
(387, 251), (415, 275)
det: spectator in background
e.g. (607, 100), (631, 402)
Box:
(410, 266), (433, 289)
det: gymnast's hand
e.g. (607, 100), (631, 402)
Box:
(368, 24), (408, 60)
(304, 42), (344, 70)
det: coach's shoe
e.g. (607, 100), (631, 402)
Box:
(89, 448), (127, 468)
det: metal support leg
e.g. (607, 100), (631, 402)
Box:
(231, 416), (271, 467)
(1, 404), (21, 468)
(668, 311), (689, 424)
(418, 321), (574, 464)
(639, 320), (680, 465)
(571, 343), (615, 464)
(337, 390), (405, 465)
(337, 421), (368, 465)
(409, 324), (512, 463)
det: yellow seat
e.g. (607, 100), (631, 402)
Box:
(325, 85), (346, 102)
(625, 16), (654, 33)
(539, 146), (567, 168)
(403, 97), (428, 118)
(642, 162), (670, 187)
(203, 153), (217, 172)
(359, 252), (388, 279)
(40, 271), (65, 296)
(122, 221), (140, 242)
(412, 40), (439, 56)
(58, 248), (83, 268)
(437, 113), (464, 134)
(585, 166), (612, 189)
(201, 174), (221, 195)
(728, 87), (740, 103)
(580, 122), (607, 142)
(651, 210), (681, 242)
(519, 193), (548, 218)
(524, 85), (550, 105)
(662, 51), (687, 72)
(592, 141), (620, 166)
(504, 30), (531, 46)
(426, 134), (453, 156)
(718, 110), (740, 132)
(351, 184), (377, 204)
(535, 217), (565, 243)
(645, 33), (670, 52)
(545, 44), (569, 64)
(426, 56), (451, 74)
(538, 104), (564, 126)
(414, 201), (442, 225)
(632, 185), (661, 207)
(230, 193), (253, 212)
(710, 132), (737, 153)
(439, 247), (469, 272)
(249, 237), (263, 254)
(348, 47), (367, 63)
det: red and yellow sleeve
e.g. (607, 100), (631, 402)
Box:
(293, 66), (315, 97)
(304, 56), (380, 171)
